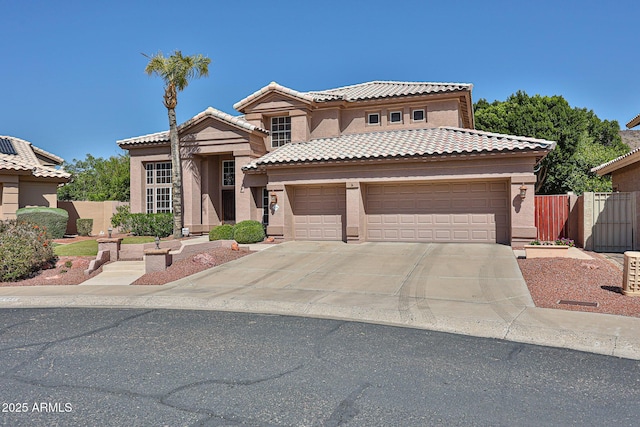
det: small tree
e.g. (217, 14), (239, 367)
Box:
(144, 50), (211, 238)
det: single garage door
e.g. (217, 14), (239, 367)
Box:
(365, 181), (509, 244)
(292, 185), (346, 241)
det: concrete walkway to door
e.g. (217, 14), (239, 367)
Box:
(1, 241), (639, 359)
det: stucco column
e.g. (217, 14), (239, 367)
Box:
(0, 177), (19, 220)
(234, 154), (254, 223)
(345, 181), (362, 243)
(510, 178), (537, 246)
(582, 192), (594, 250)
(181, 156), (202, 234)
(266, 184), (285, 242)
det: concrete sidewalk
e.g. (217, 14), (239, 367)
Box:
(0, 241), (638, 360)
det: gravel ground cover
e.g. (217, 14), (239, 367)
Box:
(518, 255), (640, 318)
(131, 247), (252, 285)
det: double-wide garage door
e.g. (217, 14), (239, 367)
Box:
(365, 181), (509, 244)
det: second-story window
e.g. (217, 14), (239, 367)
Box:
(389, 111), (403, 124)
(271, 116), (291, 148)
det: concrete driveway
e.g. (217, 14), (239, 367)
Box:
(161, 241), (534, 336)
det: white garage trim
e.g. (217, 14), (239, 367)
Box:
(292, 185), (346, 241)
(365, 181), (509, 244)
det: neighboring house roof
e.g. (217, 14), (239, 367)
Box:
(0, 135), (70, 180)
(626, 113), (640, 129)
(592, 146), (640, 175)
(234, 80), (473, 111)
(243, 127), (555, 171)
(620, 130), (640, 150)
(117, 107), (267, 147)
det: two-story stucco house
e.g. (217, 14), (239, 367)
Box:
(118, 80), (555, 246)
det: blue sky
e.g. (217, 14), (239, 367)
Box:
(1, 0), (638, 163)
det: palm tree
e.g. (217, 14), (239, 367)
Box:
(144, 50), (211, 238)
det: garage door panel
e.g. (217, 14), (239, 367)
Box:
(293, 186), (345, 241)
(365, 181), (509, 244)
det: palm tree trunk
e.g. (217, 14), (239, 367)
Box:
(168, 107), (183, 238)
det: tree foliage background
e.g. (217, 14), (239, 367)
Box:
(474, 92), (629, 195)
(57, 154), (130, 201)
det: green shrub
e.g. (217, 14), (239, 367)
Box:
(110, 204), (132, 232)
(128, 213), (172, 237)
(233, 220), (265, 244)
(209, 224), (235, 241)
(76, 218), (93, 236)
(0, 220), (55, 281)
(16, 207), (68, 239)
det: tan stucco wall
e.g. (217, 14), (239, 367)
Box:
(0, 176), (19, 219)
(57, 201), (128, 235)
(18, 180), (58, 208)
(337, 99), (460, 137)
(612, 164), (640, 192)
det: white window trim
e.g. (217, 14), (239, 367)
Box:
(145, 162), (173, 213)
(270, 116), (291, 148)
(412, 109), (426, 122)
(389, 111), (403, 124)
(222, 160), (235, 187)
(367, 112), (380, 126)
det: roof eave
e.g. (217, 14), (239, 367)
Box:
(243, 147), (552, 171)
(626, 114), (640, 129)
(592, 149), (640, 176)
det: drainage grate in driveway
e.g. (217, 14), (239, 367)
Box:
(557, 300), (598, 307)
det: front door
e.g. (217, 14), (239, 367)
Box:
(222, 190), (236, 223)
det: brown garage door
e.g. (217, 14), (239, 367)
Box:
(292, 186), (346, 241)
(365, 181), (509, 244)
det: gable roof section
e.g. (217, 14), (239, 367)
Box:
(0, 135), (70, 179)
(243, 127), (555, 170)
(232, 82), (315, 112)
(118, 107), (267, 147)
(234, 80), (473, 112)
(308, 81), (473, 102)
(592, 146), (640, 175)
(626, 113), (640, 129)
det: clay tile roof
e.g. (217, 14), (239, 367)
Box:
(243, 127), (555, 170)
(307, 81), (473, 102)
(233, 82), (315, 111)
(0, 135), (70, 180)
(233, 80), (473, 111)
(591, 146), (640, 175)
(117, 107), (266, 147)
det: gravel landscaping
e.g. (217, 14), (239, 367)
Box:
(518, 255), (640, 318)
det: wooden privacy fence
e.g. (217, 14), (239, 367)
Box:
(535, 195), (570, 241)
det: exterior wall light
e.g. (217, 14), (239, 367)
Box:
(270, 193), (278, 205)
(107, 227), (112, 238)
(519, 184), (527, 200)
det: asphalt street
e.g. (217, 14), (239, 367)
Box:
(1, 308), (639, 426)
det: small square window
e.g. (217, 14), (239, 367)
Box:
(367, 113), (380, 125)
(389, 111), (402, 123)
(412, 109), (425, 122)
